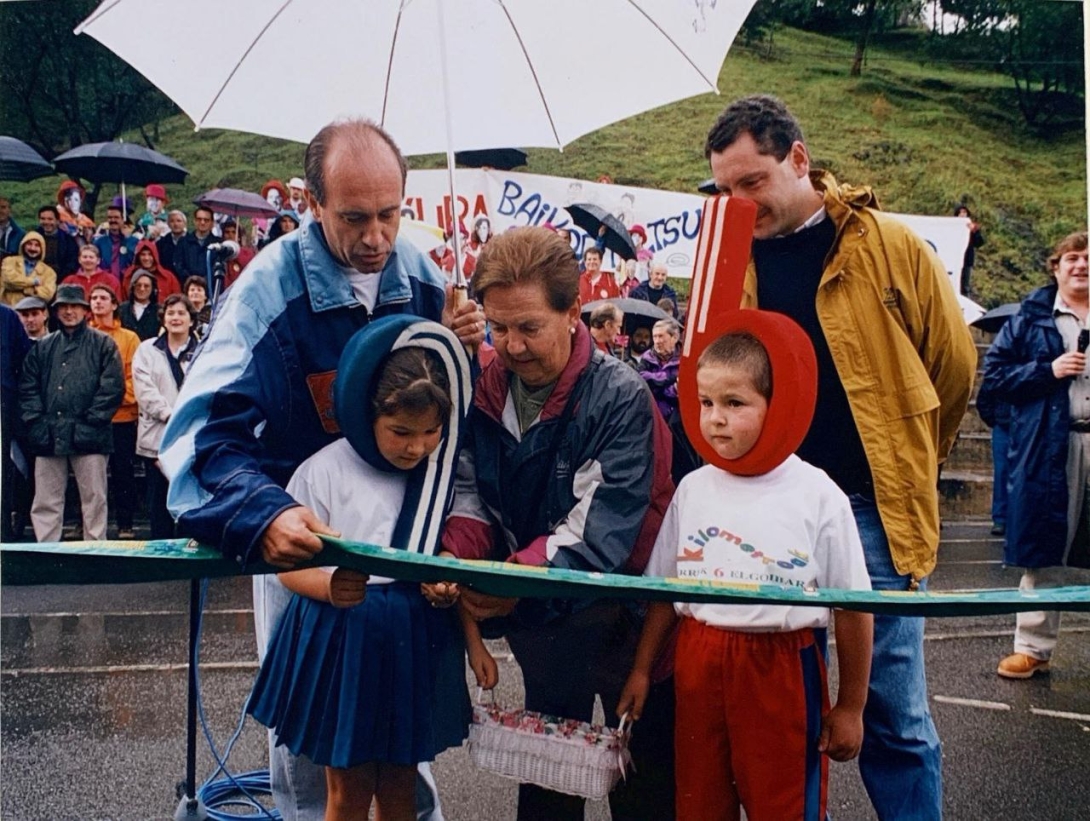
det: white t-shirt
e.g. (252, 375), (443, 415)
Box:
(286, 437), (407, 585)
(646, 455), (871, 631)
(343, 267), (381, 313)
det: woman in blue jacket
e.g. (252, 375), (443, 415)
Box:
(983, 231), (1090, 679)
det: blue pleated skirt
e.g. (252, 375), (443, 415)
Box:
(248, 582), (470, 769)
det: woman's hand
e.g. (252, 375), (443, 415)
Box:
(444, 284), (486, 350)
(327, 568), (368, 608)
(1052, 351), (1087, 379)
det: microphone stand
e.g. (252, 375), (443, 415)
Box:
(174, 246), (228, 821)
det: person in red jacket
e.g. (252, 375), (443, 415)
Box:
(62, 245), (121, 301)
(121, 240), (181, 301)
(577, 246), (619, 303)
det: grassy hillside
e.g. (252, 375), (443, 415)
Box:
(3, 26), (1084, 307)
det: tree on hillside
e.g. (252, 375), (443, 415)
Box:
(938, 0), (1083, 129)
(778, 0), (926, 75)
(0, 1), (177, 159)
(739, 0), (814, 57)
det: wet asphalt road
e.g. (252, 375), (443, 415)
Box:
(2, 520), (1089, 820)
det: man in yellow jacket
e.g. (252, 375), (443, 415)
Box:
(89, 282), (141, 539)
(1, 231), (57, 306)
(705, 94), (976, 820)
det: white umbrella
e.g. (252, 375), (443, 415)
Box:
(77, 0), (756, 290)
(76, 0), (755, 154)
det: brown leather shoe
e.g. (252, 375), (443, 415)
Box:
(997, 653), (1050, 679)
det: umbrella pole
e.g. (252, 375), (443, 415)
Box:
(435, 0), (467, 312)
(121, 180), (127, 222)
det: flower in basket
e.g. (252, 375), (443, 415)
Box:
(500, 712), (521, 729)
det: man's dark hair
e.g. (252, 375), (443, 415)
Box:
(222, 219), (238, 230)
(160, 293), (198, 328)
(38, 205), (59, 219)
(107, 205), (123, 215)
(193, 206), (214, 221)
(183, 275), (208, 296)
(582, 246), (602, 262)
(305, 119), (408, 206)
(704, 95), (805, 162)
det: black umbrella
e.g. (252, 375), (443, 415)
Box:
(52, 141), (188, 186)
(970, 302), (1020, 334)
(565, 202), (637, 261)
(698, 178), (718, 195)
(455, 148), (528, 170)
(194, 188), (280, 219)
(582, 297), (669, 322)
(0, 136), (53, 182)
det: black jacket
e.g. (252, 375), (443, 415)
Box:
(155, 233), (188, 278)
(120, 300), (160, 341)
(20, 322), (124, 456)
(38, 227), (80, 277)
(176, 232), (214, 280)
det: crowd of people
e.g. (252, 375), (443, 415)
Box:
(0, 181), (287, 544)
(0, 89), (1084, 821)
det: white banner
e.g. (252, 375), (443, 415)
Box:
(403, 169), (971, 291)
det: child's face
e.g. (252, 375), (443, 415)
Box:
(374, 407), (444, 470)
(696, 363), (768, 461)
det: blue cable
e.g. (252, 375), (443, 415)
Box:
(191, 578), (281, 820)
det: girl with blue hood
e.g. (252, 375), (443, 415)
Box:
(248, 316), (491, 820)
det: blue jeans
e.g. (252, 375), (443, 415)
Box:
(850, 496), (943, 821)
(253, 574), (445, 821)
(990, 424), (1010, 525)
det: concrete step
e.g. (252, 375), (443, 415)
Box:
(946, 431), (994, 472)
(960, 402), (991, 434)
(939, 469), (993, 518)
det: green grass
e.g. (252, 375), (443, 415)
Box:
(3, 26), (1084, 307)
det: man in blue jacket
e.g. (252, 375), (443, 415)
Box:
(93, 205), (138, 280)
(0, 197), (25, 261)
(160, 118), (484, 821)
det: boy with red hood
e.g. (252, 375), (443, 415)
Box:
(122, 240), (180, 301)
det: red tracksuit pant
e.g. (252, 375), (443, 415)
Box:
(674, 617), (829, 821)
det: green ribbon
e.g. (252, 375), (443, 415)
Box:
(3, 537), (1089, 617)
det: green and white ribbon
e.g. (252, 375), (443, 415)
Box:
(3, 538), (1089, 617)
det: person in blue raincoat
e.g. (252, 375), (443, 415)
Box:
(982, 230), (1090, 680)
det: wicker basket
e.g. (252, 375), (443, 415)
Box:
(467, 692), (631, 800)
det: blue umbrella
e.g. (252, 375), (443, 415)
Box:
(0, 136), (53, 182)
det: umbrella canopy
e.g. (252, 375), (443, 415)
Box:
(566, 203), (638, 261)
(194, 188), (280, 219)
(582, 298), (669, 322)
(698, 178), (719, 195)
(76, 0), (756, 154)
(52, 141), (188, 186)
(455, 148), (528, 170)
(970, 302), (1021, 334)
(0, 136), (53, 182)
